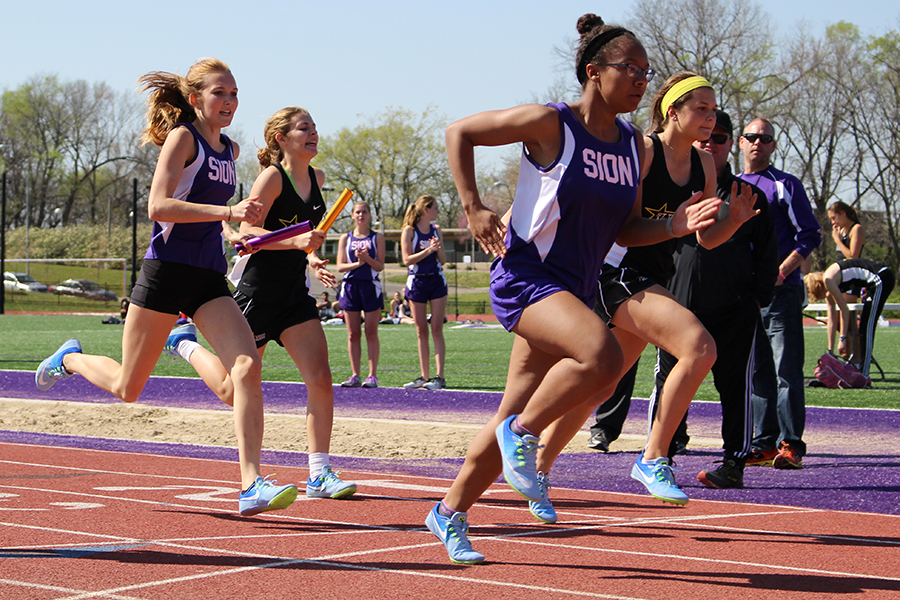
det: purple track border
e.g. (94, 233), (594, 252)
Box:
(2, 369), (898, 515)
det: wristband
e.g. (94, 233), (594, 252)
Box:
(227, 205), (232, 221)
(665, 218), (674, 237)
(839, 335), (847, 341)
(778, 271), (786, 280)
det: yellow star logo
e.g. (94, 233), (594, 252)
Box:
(644, 204), (674, 220)
(278, 215), (299, 228)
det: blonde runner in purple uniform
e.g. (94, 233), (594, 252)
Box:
(33, 59), (299, 517)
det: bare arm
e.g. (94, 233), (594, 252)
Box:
(401, 226), (437, 266)
(238, 166), (325, 253)
(446, 104), (560, 257)
(148, 128), (242, 223)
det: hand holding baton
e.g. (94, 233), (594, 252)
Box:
(305, 188), (354, 253)
(233, 220), (312, 253)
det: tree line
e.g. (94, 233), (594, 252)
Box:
(1, 0), (899, 271)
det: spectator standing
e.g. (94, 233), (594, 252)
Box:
(337, 201), (386, 388)
(401, 195), (449, 390)
(738, 118), (821, 470)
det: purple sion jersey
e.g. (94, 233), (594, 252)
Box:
(490, 103), (640, 330)
(144, 123), (236, 274)
(343, 230), (380, 280)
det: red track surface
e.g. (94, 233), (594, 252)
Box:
(1, 441), (899, 599)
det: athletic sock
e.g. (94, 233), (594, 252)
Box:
(511, 415), (536, 437)
(438, 500), (456, 517)
(177, 340), (201, 362)
(308, 452), (329, 479)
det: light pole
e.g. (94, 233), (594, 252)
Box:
(0, 144), (8, 314)
(24, 180), (30, 275)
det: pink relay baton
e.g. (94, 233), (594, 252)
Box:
(233, 220), (312, 252)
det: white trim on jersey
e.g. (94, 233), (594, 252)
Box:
(157, 138), (207, 245)
(510, 124), (576, 262)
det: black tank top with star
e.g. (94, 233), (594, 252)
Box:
(620, 132), (706, 285)
(236, 164), (326, 305)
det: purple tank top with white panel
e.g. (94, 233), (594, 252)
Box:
(494, 103), (640, 303)
(144, 123), (236, 274)
(343, 230), (379, 280)
(408, 224), (442, 276)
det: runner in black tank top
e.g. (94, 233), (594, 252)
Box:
(166, 107), (358, 502)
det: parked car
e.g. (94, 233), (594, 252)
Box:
(51, 279), (118, 301)
(4, 271), (50, 293)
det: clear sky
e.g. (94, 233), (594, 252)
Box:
(1, 0), (897, 168)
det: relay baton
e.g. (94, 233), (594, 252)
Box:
(233, 220), (312, 252)
(304, 188), (354, 253)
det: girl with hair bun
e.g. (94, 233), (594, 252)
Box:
(534, 71), (759, 512)
(424, 14), (729, 564)
(34, 59), (303, 517)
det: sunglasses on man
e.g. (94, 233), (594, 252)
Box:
(701, 133), (731, 145)
(741, 133), (774, 144)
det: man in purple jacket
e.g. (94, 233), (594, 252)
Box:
(737, 118), (822, 470)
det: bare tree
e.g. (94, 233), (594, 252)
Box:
(0, 75), (145, 230)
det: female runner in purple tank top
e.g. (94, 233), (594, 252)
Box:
(33, 59), (302, 517)
(424, 14), (729, 565)
(532, 72), (759, 514)
(336, 201), (386, 388)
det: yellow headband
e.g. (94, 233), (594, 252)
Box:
(660, 75), (712, 118)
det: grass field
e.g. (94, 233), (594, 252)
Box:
(1, 314), (898, 410)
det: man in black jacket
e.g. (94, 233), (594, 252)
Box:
(654, 109), (779, 488)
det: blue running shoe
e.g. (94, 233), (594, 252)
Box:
(495, 415), (542, 502)
(163, 323), (197, 359)
(238, 475), (298, 516)
(35, 339), (82, 391)
(425, 503), (485, 565)
(529, 471), (558, 524)
(630, 455), (689, 506)
(306, 466), (357, 499)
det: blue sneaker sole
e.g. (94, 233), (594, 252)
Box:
(306, 484), (357, 499)
(240, 486), (298, 516)
(528, 504), (558, 524)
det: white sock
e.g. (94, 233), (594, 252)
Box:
(177, 340), (201, 362)
(308, 452), (329, 479)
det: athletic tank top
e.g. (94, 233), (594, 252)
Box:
(343, 230), (379, 280)
(236, 164), (326, 301)
(144, 123), (236, 273)
(499, 103), (640, 301)
(408, 223), (443, 276)
(836, 227), (863, 261)
(616, 132), (706, 284)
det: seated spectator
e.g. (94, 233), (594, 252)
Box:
(389, 291), (415, 324)
(317, 291), (337, 320)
